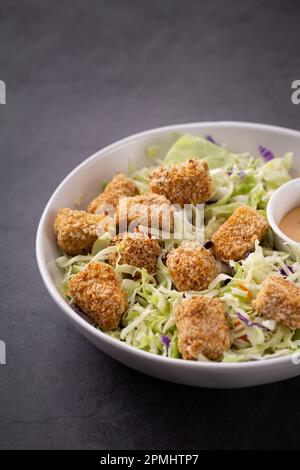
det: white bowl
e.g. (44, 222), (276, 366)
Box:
(36, 121), (300, 389)
(267, 178), (300, 254)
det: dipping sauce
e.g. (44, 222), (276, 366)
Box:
(279, 205), (300, 242)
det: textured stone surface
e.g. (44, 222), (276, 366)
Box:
(1, 0), (300, 450)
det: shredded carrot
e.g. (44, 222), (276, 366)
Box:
(238, 283), (253, 301)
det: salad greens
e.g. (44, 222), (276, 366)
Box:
(56, 134), (300, 362)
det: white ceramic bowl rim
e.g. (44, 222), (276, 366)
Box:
(267, 178), (300, 246)
(36, 121), (300, 371)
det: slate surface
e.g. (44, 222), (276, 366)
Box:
(1, 0), (300, 450)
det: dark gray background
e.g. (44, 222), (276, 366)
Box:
(1, 0), (300, 450)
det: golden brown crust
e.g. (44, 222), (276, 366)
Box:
(176, 296), (230, 360)
(253, 275), (300, 329)
(68, 262), (128, 331)
(109, 232), (161, 274)
(166, 242), (219, 291)
(149, 159), (212, 206)
(116, 192), (174, 232)
(211, 206), (268, 261)
(87, 173), (138, 214)
(54, 208), (103, 255)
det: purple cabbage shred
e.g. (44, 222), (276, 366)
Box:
(228, 263), (235, 276)
(206, 200), (217, 205)
(161, 335), (171, 348)
(279, 265), (294, 277)
(258, 144), (274, 162)
(237, 312), (271, 332)
(204, 240), (214, 249)
(205, 135), (219, 146)
(161, 253), (168, 265)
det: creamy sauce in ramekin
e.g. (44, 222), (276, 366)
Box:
(279, 205), (300, 242)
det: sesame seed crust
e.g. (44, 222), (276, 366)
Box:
(54, 208), (103, 255)
(176, 296), (230, 360)
(149, 159), (212, 206)
(116, 192), (174, 232)
(166, 242), (219, 292)
(68, 262), (128, 331)
(109, 232), (161, 274)
(253, 275), (300, 329)
(87, 173), (138, 214)
(211, 206), (268, 261)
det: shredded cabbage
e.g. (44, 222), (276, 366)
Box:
(56, 133), (300, 363)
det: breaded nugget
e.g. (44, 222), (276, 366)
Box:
(109, 232), (161, 274)
(116, 193), (174, 233)
(253, 275), (300, 329)
(149, 159), (212, 206)
(88, 173), (138, 214)
(166, 242), (219, 291)
(176, 296), (230, 360)
(69, 262), (128, 331)
(211, 206), (268, 261)
(54, 208), (103, 255)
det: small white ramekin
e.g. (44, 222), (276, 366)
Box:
(267, 178), (300, 253)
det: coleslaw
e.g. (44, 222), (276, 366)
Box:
(56, 134), (300, 362)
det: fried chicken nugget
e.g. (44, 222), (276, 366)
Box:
(54, 208), (103, 255)
(166, 242), (219, 291)
(87, 173), (138, 214)
(253, 274), (300, 329)
(109, 232), (161, 274)
(69, 262), (128, 331)
(211, 206), (268, 261)
(116, 193), (174, 234)
(149, 159), (212, 206)
(176, 296), (230, 360)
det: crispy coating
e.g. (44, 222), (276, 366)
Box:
(176, 296), (230, 360)
(166, 242), (219, 291)
(109, 232), (161, 274)
(116, 192), (174, 233)
(87, 173), (138, 214)
(149, 159), (212, 206)
(253, 275), (300, 329)
(68, 262), (128, 331)
(211, 206), (268, 261)
(54, 208), (103, 255)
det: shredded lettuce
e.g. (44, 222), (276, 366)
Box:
(261, 152), (292, 189)
(110, 265), (182, 357)
(164, 134), (238, 169)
